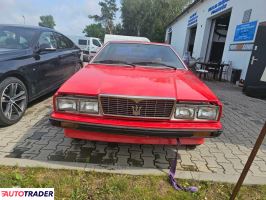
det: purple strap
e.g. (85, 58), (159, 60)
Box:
(168, 141), (198, 193)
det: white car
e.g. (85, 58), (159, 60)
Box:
(104, 34), (150, 44)
(68, 35), (102, 60)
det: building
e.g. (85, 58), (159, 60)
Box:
(165, 0), (266, 83)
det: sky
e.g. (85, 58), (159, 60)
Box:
(0, 0), (121, 36)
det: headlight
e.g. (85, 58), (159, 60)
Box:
(56, 96), (99, 114)
(57, 98), (77, 112)
(79, 99), (99, 113)
(175, 106), (195, 119)
(197, 106), (218, 120)
(174, 104), (219, 120)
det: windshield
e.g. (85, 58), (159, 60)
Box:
(92, 43), (185, 69)
(0, 27), (36, 49)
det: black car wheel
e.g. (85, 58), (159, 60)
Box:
(0, 77), (28, 126)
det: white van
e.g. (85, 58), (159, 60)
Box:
(68, 35), (102, 59)
(104, 34), (150, 44)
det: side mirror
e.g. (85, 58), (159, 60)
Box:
(83, 54), (93, 62)
(37, 43), (56, 53)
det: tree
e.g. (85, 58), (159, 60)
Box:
(83, 23), (105, 40)
(89, 0), (118, 34)
(120, 0), (191, 42)
(113, 23), (124, 35)
(38, 15), (56, 29)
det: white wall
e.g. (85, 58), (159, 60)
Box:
(166, 0), (266, 79)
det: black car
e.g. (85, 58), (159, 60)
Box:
(0, 25), (82, 126)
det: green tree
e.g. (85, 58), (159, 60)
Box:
(120, 0), (190, 42)
(38, 15), (56, 29)
(113, 23), (124, 35)
(83, 23), (105, 40)
(89, 0), (118, 34)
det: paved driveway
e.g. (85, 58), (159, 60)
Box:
(0, 82), (266, 177)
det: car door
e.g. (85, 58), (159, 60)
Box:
(244, 22), (266, 97)
(34, 31), (62, 94)
(54, 32), (79, 80)
(77, 38), (87, 51)
(90, 38), (102, 54)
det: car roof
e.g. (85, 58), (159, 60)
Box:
(107, 40), (170, 47)
(0, 24), (55, 32)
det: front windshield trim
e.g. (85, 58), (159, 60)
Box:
(91, 42), (186, 70)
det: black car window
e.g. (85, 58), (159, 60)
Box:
(54, 33), (73, 49)
(92, 39), (101, 47)
(38, 32), (57, 49)
(0, 27), (36, 49)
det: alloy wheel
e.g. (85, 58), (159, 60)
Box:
(1, 82), (27, 121)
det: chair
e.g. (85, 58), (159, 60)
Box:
(221, 61), (233, 81)
(206, 63), (219, 80)
(195, 63), (209, 79)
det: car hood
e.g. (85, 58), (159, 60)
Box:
(0, 48), (32, 62)
(58, 64), (219, 102)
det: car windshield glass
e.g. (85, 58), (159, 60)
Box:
(0, 27), (36, 49)
(92, 43), (185, 69)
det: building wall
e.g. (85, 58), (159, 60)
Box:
(166, 0), (266, 79)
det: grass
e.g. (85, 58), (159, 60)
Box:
(0, 166), (266, 200)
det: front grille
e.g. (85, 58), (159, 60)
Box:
(100, 95), (175, 119)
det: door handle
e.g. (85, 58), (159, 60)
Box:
(251, 56), (258, 65)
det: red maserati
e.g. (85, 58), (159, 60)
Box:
(50, 41), (222, 146)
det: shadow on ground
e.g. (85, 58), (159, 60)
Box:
(1, 81), (266, 175)
(4, 113), (184, 169)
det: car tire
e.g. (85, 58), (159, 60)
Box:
(0, 77), (28, 126)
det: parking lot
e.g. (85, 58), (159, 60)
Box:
(0, 81), (266, 177)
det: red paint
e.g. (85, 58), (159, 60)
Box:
(64, 128), (178, 145)
(64, 128), (204, 145)
(51, 112), (222, 130)
(51, 42), (223, 145)
(179, 138), (204, 145)
(58, 65), (219, 103)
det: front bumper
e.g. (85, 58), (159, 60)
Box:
(50, 117), (222, 138)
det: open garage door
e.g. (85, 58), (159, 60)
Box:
(206, 11), (231, 63)
(187, 26), (197, 57)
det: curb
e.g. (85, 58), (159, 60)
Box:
(1, 158), (265, 185)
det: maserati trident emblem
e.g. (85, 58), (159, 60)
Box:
(132, 105), (142, 116)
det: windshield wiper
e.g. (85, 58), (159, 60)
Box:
(132, 61), (177, 70)
(93, 60), (135, 67)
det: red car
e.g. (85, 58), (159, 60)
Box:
(50, 41), (222, 146)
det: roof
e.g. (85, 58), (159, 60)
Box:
(106, 40), (169, 46)
(167, 0), (201, 28)
(0, 24), (55, 31)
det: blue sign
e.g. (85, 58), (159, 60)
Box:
(208, 0), (229, 15)
(188, 12), (198, 27)
(234, 21), (258, 42)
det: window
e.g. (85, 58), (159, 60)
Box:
(92, 39), (101, 47)
(54, 33), (73, 49)
(93, 43), (185, 69)
(78, 39), (87, 45)
(38, 32), (57, 49)
(0, 27), (36, 49)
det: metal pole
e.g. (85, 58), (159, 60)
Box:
(22, 15), (25, 24)
(230, 122), (266, 200)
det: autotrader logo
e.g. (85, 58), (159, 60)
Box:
(0, 188), (54, 200)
